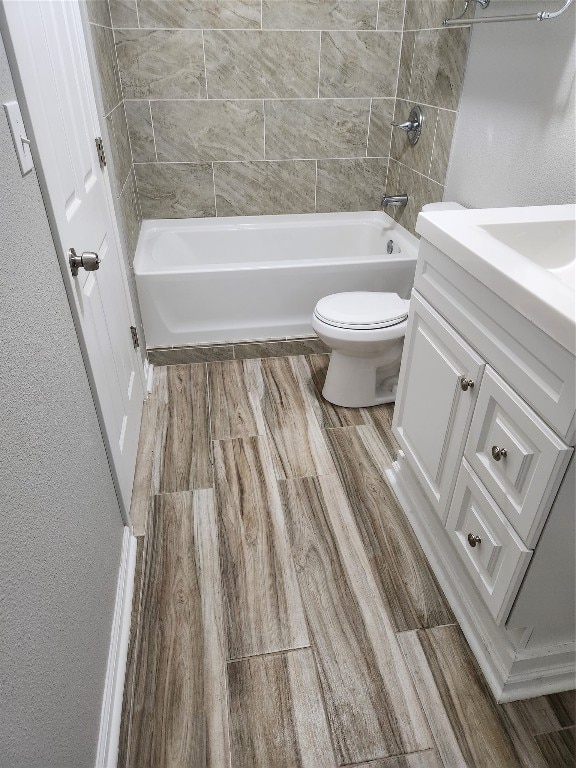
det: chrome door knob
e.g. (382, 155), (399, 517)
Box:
(459, 376), (475, 391)
(69, 247), (101, 277)
(467, 533), (482, 548)
(491, 445), (508, 461)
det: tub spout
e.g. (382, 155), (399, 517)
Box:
(381, 194), (408, 210)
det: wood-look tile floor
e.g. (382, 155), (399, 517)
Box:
(120, 353), (576, 768)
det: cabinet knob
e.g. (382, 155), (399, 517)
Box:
(467, 533), (482, 548)
(459, 376), (475, 391)
(491, 445), (508, 461)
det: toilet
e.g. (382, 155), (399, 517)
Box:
(313, 201), (464, 408)
(312, 291), (409, 407)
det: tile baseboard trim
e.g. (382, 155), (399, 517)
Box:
(147, 336), (329, 365)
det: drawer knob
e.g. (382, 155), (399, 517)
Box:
(491, 445), (508, 461)
(459, 376), (475, 391)
(467, 533), (482, 547)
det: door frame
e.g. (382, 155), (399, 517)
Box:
(0, 0), (144, 524)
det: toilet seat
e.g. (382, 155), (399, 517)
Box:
(313, 292), (409, 330)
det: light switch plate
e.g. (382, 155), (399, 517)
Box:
(3, 100), (34, 176)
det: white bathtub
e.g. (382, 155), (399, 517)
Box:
(134, 211), (419, 348)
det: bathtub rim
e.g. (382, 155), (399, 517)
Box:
(134, 209), (419, 276)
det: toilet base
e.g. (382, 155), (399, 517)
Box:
(322, 347), (402, 408)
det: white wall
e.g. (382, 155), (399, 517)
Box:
(0, 31), (124, 768)
(445, 0), (575, 207)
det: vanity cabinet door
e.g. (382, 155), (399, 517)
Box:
(393, 291), (485, 521)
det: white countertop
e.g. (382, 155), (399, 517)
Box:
(416, 205), (576, 354)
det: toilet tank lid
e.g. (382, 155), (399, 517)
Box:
(421, 201), (464, 212)
(314, 292), (409, 329)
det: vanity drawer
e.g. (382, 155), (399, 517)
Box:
(465, 368), (572, 548)
(447, 461), (532, 625)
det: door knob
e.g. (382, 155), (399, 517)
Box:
(459, 376), (475, 391)
(491, 445), (508, 461)
(69, 247), (101, 277)
(467, 533), (482, 548)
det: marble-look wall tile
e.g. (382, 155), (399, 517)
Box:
(152, 100), (264, 162)
(429, 108), (456, 183)
(385, 158), (443, 235)
(109, 0), (138, 28)
(125, 101), (156, 162)
(119, 170), (142, 259)
(316, 158), (387, 212)
(265, 99), (370, 160)
(137, 0), (262, 29)
(204, 31), (320, 99)
(106, 102), (133, 195)
(85, 0), (112, 28)
(403, 0), (454, 30)
(408, 27), (469, 111)
(135, 162), (216, 218)
(262, 0), (378, 30)
(396, 30), (415, 101)
(319, 31), (401, 97)
(214, 160), (316, 216)
(367, 98), (395, 157)
(377, 0), (406, 30)
(390, 100), (437, 176)
(115, 29), (206, 99)
(90, 24), (122, 115)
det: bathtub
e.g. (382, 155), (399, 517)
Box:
(134, 211), (418, 348)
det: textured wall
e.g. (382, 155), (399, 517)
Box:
(101, 0), (407, 218)
(385, 0), (470, 234)
(445, 0), (576, 208)
(0, 30), (124, 768)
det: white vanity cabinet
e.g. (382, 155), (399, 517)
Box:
(393, 292), (484, 520)
(388, 237), (575, 702)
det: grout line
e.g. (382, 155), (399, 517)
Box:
(314, 159), (318, 212)
(317, 31), (322, 98)
(365, 97), (373, 158)
(227, 645), (312, 664)
(96, 26), (409, 32)
(395, 96), (457, 114)
(201, 29), (209, 98)
(212, 162), (218, 217)
(262, 99), (266, 160)
(124, 96), (397, 102)
(260, 0), (263, 29)
(427, 109), (440, 179)
(405, 31), (417, 103)
(132, 156), (389, 165)
(148, 101), (159, 161)
(134, 0), (140, 28)
(390, 156), (444, 186)
(376, 0), (380, 29)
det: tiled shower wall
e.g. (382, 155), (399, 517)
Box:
(103, 0), (407, 219)
(87, 0), (470, 235)
(387, 0), (470, 233)
(85, 1), (142, 257)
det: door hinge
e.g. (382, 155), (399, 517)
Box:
(95, 136), (106, 169)
(130, 325), (140, 349)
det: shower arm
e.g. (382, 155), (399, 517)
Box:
(443, 0), (573, 27)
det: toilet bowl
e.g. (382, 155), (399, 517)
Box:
(312, 291), (410, 408)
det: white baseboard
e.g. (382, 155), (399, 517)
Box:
(146, 362), (154, 395)
(95, 527), (137, 768)
(386, 454), (575, 702)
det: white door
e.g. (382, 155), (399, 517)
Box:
(393, 292), (485, 521)
(1, 0), (144, 518)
